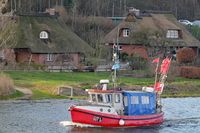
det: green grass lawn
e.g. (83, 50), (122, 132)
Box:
(5, 71), (155, 87)
(3, 71), (200, 99)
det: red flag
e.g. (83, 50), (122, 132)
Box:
(154, 82), (161, 92)
(160, 58), (170, 74)
(152, 58), (159, 63)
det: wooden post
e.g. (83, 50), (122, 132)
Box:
(28, 54), (32, 65)
(28, 54), (32, 71)
(70, 87), (73, 100)
(57, 87), (60, 95)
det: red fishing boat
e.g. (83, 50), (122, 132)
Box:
(68, 44), (171, 128)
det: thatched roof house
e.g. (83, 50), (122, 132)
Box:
(0, 16), (93, 70)
(103, 12), (200, 58)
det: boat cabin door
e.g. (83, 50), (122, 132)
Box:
(112, 93), (124, 115)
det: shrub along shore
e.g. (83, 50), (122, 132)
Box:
(0, 71), (200, 100)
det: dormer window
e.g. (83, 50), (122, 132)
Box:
(166, 30), (179, 39)
(40, 31), (49, 39)
(123, 28), (130, 37)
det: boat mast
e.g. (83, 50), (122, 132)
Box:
(112, 41), (117, 88)
(112, 31), (120, 88)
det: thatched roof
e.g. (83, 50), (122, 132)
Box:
(103, 13), (200, 47)
(0, 16), (93, 54)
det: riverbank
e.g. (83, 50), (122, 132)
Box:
(1, 71), (200, 100)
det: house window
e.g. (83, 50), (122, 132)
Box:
(166, 30), (179, 39)
(123, 28), (130, 37)
(47, 54), (53, 61)
(40, 31), (49, 39)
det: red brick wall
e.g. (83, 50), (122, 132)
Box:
(14, 49), (81, 66)
(15, 50), (46, 64)
(15, 50), (31, 63)
(38, 54), (46, 64)
(190, 47), (198, 56)
(3, 49), (16, 63)
(31, 54), (40, 64)
(120, 45), (148, 58)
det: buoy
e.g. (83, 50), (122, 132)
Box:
(119, 119), (125, 126)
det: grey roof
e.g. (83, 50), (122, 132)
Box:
(103, 13), (200, 47)
(0, 16), (93, 54)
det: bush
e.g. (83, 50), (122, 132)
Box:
(129, 54), (147, 70)
(0, 73), (14, 96)
(176, 48), (196, 63)
(187, 25), (200, 41)
(1, 7), (7, 14)
(121, 52), (129, 62)
(179, 66), (200, 79)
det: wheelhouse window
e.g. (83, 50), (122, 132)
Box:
(97, 94), (103, 103)
(47, 54), (53, 61)
(122, 28), (130, 37)
(141, 96), (149, 104)
(105, 94), (112, 103)
(131, 96), (139, 104)
(166, 30), (179, 39)
(124, 96), (128, 106)
(40, 31), (49, 39)
(115, 94), (121, 103)
(91, 94), (97, 102)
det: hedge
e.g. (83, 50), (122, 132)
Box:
(176, 48), (196, 63)
(180, 66), (200, 79)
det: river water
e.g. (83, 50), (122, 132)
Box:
(0, 98), (200, 133)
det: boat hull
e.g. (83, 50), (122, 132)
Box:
(68, 106), (164, 127)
